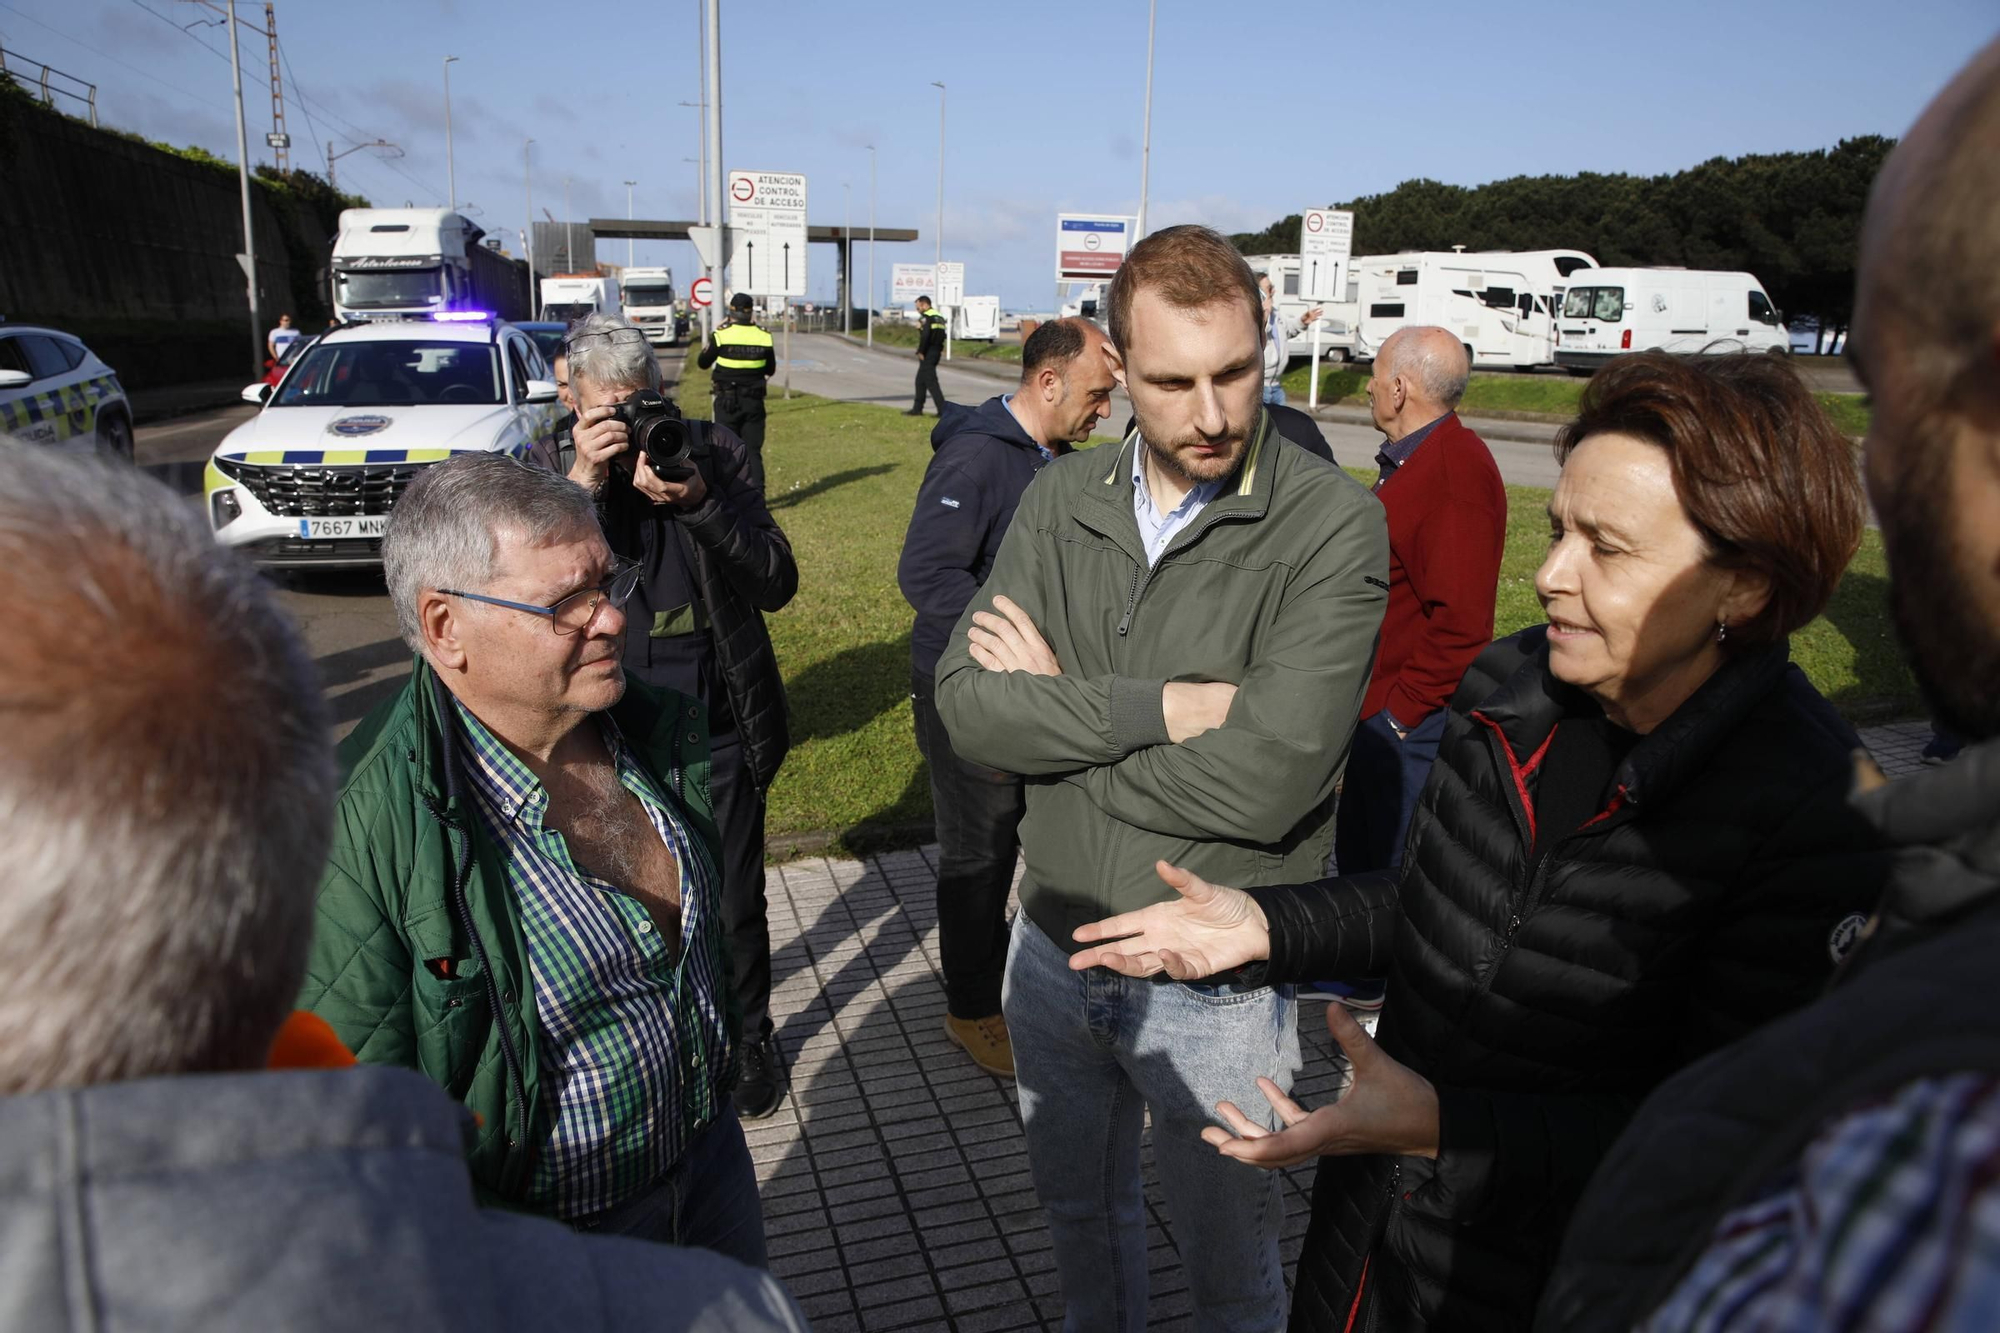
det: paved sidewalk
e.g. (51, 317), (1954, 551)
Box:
(748, 722), (1933, 1330)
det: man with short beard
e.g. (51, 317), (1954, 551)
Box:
(1538, 36), (2000, 1331)
(934, 224), (1388, 1331)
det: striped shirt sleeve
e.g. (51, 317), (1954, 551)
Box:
(1644, 1072), (2000, 1332)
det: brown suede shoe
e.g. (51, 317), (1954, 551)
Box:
(944, 1013), (1015, 1079)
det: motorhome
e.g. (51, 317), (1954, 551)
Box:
(1350, 248), (1597, 370)
(1244, 254), (1360, 362)
(330, 208), (528, 323)
(954, 296), (1001, 341)
(620, 267), (683, 346)
(538, 274), (621, 325)
(1553, 268), (1790, 370)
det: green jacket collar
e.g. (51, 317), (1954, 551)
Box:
(1074, 407), (1278, 558)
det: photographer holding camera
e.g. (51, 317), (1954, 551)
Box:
(534, 313), (800, 1121)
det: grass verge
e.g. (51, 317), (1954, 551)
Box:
(741, 381), (1914, 856)
(845, 323), (1022, 364)
(1279, 363), (1871, 435)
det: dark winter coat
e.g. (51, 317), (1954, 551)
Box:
(531, 418), (796, 790)
(898, 395), (1064, 678)
(1243, 626), (1893, 1331)
(1537, 738), (2000, 1331)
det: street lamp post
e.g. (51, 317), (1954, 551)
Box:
(931, 80), (947, 360)
(842, 181), (851, 338)
(1136, 0), (1157, 240)
(867, 143), (876, 348)
(563, 175), (574, 273)
(327, 137), (397, 195)
(677, 102), (707, 225)
(702, 0), (723, 343)
(624, 180), (637, 268)
(442, 55), (459, 210)
(524, 138), (535, 313)
(225, 0), (260, 376)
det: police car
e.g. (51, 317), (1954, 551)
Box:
(205, 315), (562, 568)
(0, 324), (134, 458)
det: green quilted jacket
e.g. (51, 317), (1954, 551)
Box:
(299, 657), (725, 1207)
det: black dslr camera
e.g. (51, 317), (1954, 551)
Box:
(608, 389), (701, 483)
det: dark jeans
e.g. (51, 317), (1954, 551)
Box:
(578, 1105), (768, 1268)
(912, 668), (1023, 1018)
(1333, 707), (1448, 877)
(710, 732), (774, 1044)
(912, 357), (945, 414)
(713, 390), (767, 492)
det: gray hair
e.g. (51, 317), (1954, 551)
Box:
(383, 451), (602, 653)
(1381, 325), (1470, 409)
(564, 312), (663, 394)
(0, 441), (334, 1093)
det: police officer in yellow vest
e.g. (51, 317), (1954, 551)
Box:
(905, 295), (948, 418)
(697, 292), (778, 490)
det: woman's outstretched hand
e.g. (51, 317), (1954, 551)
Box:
(1202, 1004), (1441, 1169)
(1068, 860), (1271, 981)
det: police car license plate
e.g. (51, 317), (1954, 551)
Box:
(300, 517), (387, 539)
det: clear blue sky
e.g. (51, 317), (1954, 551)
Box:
(4, 0), (1993, 309)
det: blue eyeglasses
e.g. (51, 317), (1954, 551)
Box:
(439, 558), (642, 635)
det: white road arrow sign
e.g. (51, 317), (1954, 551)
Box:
(728, 169), (808, 298)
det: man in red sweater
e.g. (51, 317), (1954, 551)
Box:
(1335, 326), (1506, 880)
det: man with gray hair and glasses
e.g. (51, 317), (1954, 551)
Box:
(0, 442), (804, 1330)
(302, 452), (772, 1267)
(533, 313), (798, 1121)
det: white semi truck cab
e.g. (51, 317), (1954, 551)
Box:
(331, 208), (496, 322)
(539, 275), (621, 326)
(620, 268), (682, 346)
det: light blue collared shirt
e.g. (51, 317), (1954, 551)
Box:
(1131, 438), (1221, 566)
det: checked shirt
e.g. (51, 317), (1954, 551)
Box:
(453, 700), (731, 1221)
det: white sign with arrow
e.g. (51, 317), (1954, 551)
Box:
(727, 169), (808, 298)
(1299, 208), (1355, 412)
(1299, 208), (1354, 303)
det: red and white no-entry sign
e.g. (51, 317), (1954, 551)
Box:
(690, 276), (714, 307)
(1305, 212), (1324, 233)
(730, 177), (755, 203)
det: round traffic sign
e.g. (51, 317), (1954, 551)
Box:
(690, 276), (714, 307)
(731, 177), (755, 203)
(1305, 212), (1323, 233)
(1083, 234), (1102, 251)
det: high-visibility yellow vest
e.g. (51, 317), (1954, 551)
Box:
(712, 322), (775, 374)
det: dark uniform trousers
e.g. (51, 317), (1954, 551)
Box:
(712, 389), (767, 492)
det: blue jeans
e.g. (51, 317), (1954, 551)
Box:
(1261, 383), (1287, 406)
(577, 1105), (768, 1269)
(1004, 913), (1299, 1332)
(1332, 707), (1447, 876)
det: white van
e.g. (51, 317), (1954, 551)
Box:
(1244, 254), (1360, 363)
(1352, 249), (1596, 371)
(1554, 269), (1789, 370)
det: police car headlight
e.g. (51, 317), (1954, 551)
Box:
(211, 489), (242, 530)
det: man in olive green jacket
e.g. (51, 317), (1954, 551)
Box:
(301, 454), (758, 1265)
(934, 226), (1387, 1332)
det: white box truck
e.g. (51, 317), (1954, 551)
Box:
(1553, 268), (1790, 371)
(538, 274), (621, 325)
(1351, 249), (1597, 370)
(1245, 254), (1360, 363)
(620, 268), (685, 346)
(331, 207), (528, 323)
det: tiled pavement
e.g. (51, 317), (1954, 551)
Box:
(746, 722), (1937, 1331)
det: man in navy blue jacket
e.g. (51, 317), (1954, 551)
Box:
(897, 317), (1118, 1077)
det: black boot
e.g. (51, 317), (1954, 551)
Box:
(734, 1034), (786, 1120)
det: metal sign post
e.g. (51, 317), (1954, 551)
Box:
(937, 262), (964, 362)
(784, 306), (792, 400)
(1301, 208), (1354, 414)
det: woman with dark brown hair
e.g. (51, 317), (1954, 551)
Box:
(1066, 351), (1895, 1331)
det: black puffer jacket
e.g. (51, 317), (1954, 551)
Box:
(1244, 626), (1891, 1331)
(530, 419), (796, 789)
(1537, 738), (2000, 1331)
